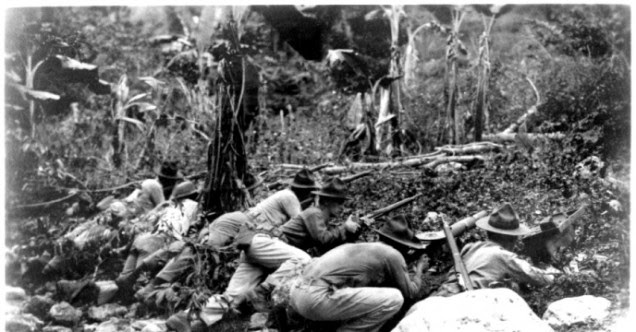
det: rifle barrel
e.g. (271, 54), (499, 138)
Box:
(450, 210), (488, 237)
(364, 193), (423, 220)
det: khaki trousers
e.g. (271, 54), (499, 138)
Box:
(290, 282), (404, 332)
(199, 234), (310, 326)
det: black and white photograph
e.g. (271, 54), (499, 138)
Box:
(2, 2), (632, 332)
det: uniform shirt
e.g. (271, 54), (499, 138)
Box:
(302, 242), (422, 300)
(247, 189), (302, 226)
(155, 199), (198, 240)
(280, 206), (353, 254)
(462, 240), (555, 289)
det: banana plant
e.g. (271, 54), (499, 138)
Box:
(472, 5), (513, 141)
(111, 74), (157, 169)
(374, 5), (406, 156)
(444, 6), (467, 145)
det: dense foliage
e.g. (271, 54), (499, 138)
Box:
(4, 4), (630, 331)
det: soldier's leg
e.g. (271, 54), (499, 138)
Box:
(199, 254), (266, 326)
(245, 234), (310, 270)
(291, 285), (403, 332)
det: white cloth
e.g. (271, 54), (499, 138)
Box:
(156, 199), (198, 240)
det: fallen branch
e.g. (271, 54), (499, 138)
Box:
(277, 163), (334, 172)
(321, 155), (486, 175)
(321, 155), (443, 174)
(394, 150), (445, 161)
(502, 77), (541, 134)
(483, 132), (565, 142)
(435, 142), (503, 155)
(423, 155), (485, 169)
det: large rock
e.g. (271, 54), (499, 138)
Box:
(88, 303), (128, 322)
(131, 319), (167, 332)
(542, 295), (611, 329)
(393, 288), (553, 332)
(42, 326), (73, 332)
(24, 294), (56, 320)
(49, 302), (82, 325)
(5, 285), (28, 302)
(4, 313), (44, 332)
(88, 318), (135, 332)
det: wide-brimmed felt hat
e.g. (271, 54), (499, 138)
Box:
(376, 215), (427, 250)
(476, 203), (530, 236)
(171, 181), (200, 200)
(290, 169), (318, 189)
(156, 162), (183, 180)
(311, 177), (348, 200)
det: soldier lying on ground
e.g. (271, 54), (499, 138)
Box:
(165, 177), (362, 332)
(45, 162), (183, 275)
(431, 203), (559, 297)
(114, 180), (201, 293)
(287, 215), (429, 332)
(135, 169), (318, 302)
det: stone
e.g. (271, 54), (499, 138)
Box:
(5, 303), (22, 316)
(435, 162), (465, 173)
(542, 295), (611, 329)
(5, 285), (28, 302)
(42, 326), (74, 332)
(4, 313), (44, 332)
(140, 322), (167, 332)
(95, 280), (119, 305)
(392, 288), (553, 332)
(92, 318), (135, 332)
(88, 303), (128, 322)
(131, 319), (167, 332)
(249, 312), (269, 329)
(24, 294), (56, 319)
(49, 301), (82, 325)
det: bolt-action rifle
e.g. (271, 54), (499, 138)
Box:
(416, 210), (488, 242)
(440, 214), (474, 291)
(358, 193), (423, 226)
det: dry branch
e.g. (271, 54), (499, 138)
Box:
(320, 155), (485, 175)
(435, 142), (503, 155)
(502, 77), (541, 135)
(423, 155), (485, 169)
(483, 132), (565, 142)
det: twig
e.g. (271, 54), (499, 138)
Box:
(14, 192), (79, 209)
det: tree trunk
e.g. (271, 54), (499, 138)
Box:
(202, 9), (256, 215)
